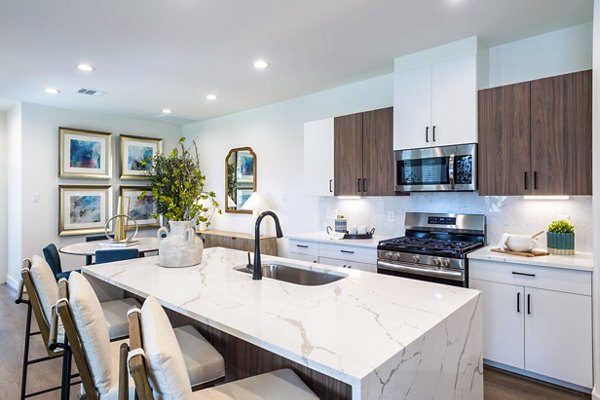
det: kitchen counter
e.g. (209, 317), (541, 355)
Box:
(468, 246), (593, 272)
(288, 232), (385, 248)
(83, 247), (482, 400)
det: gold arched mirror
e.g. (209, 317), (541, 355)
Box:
(225, 147), (256, 213)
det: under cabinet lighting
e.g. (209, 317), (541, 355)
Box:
(45, 87), (60, 94)
(523, 195), (570, 200)
(337, 196), (361, 200)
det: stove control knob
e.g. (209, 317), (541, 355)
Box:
(433, 258), (441, 266)
(441, 258), (451, 268)
(412, 255), (421, 263)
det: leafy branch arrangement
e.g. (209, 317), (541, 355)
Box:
(547, 219), (574, 234)
(141, 137), (221, 226)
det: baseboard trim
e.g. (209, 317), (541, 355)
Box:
(484, 359), (592, 394)
(592, 386), (600, 400)
(5, 275), (19, 292)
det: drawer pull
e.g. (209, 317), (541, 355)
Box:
(512, 271), (535, 277)
(340, 250), (355, 254)
(296, 244), (309, 248)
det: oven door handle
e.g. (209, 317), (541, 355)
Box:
(448, 153), (455, 189)
(377, 260), (464, 282)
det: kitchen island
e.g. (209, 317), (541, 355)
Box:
(83, 247), (482, 399)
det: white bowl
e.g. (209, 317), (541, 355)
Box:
(506, 235), (537, 252)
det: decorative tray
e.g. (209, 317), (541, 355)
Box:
(344, 228), (375, 240)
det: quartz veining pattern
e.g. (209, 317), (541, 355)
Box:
(83, 247), (482, 399)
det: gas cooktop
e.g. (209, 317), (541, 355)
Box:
(378, 236), (483, 258)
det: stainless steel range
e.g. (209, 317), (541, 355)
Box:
(377, 212), (486, 287)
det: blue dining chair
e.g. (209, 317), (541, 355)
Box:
(85, 234), (115, 265)
(94, 248), (139, 264)
(42, 243), (74, 280)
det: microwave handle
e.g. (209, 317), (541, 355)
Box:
(448, 154), (455, 189)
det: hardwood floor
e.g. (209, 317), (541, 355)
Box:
(0, 283), (591, 399)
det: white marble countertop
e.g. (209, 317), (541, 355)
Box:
(468, 246), (593, 272)
(82, 247), (481, 399)
(288, 232), (386, 248)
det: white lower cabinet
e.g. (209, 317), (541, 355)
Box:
(288, 239), (377, 273)
(318, 256), (376, 273)
(470, 259), (592, 388)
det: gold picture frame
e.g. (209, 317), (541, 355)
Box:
(59, 185), (112, 236)
(119, 134), (163, 180)
(119, 186), (159, 229)
(59, 127), (112, 179)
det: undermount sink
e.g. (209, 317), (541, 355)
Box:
(234, 263), (347, 286)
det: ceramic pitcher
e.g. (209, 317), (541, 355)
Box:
(157, 220), (203, 268)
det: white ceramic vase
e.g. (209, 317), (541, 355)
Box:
(157, 220), (204, 268)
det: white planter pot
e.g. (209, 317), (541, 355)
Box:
(157, 220), (204, 268)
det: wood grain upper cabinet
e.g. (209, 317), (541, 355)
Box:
(478, 82), (531, 195)
(530, 71), (592, 195)
(478, 70), (592, 196)
(334, 107), (395, 196)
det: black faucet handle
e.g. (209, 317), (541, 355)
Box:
(246, 252), (252, 269)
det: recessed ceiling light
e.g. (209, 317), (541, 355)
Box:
(253, 59), (269, 69)
(77, 64), (95, 72)
(206, 94), (217, 101)
(45, 87), (60, 94)
(161, 108), (173, 114)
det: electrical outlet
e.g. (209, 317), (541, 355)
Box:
(557, 214), (570, 220)
(387, 211), (395, 222)
(32, 193), (40, 204)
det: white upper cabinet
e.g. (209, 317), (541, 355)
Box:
(394, 37), (478, 150)
(303, 118), (334, 196)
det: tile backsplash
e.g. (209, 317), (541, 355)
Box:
(320, 193), (592, 252)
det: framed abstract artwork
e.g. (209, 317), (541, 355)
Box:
(119, 186), (159, 229)
(236, 150), (255, 183)
(119, 135), (163, 179)
(59, 185), (112, 236)
(59, 127), (112, 179)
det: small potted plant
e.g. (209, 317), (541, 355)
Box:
(546, 220), (575, 255)
(142, 137), (220, 267)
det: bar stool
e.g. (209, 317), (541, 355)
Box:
(54, 272), (225, 399)
(125, 296), (319, 400)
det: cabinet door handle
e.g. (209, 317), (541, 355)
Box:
(432, 125), (436, 142)
(329, 179), (333, 193)
(512, 271), (535, 277)
(363, 178), (367, 193)
(347, 265), (352, 269)
(527, 294), (531, 315)
(425, 126), (429, 143)
(357, 178), (362, 193)
(517, 292), (521, 313)
(340, 250), (355, 254)
(524, 172), (528, 190)
(533, 171), (538, 190)
(296, 244), (309, 248)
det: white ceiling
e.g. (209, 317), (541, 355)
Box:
(0, 0), (593, 124)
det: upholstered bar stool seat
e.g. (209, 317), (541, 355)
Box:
(102, 297), (140, 338)
(173, 325), (226, 388)
(195, 368), (319, 400)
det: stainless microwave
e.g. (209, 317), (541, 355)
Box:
(394, 143), (477, 192)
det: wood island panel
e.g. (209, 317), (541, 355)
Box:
(199, 230), (278, 256)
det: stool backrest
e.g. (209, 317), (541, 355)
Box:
(55, 278), (99, 400)
(20, 258), (54, 356)
(126, 310), (154, 400)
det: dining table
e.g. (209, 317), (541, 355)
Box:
(59, 237), (160, 264)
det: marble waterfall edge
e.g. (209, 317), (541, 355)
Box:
(359, 294), (483, 399)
